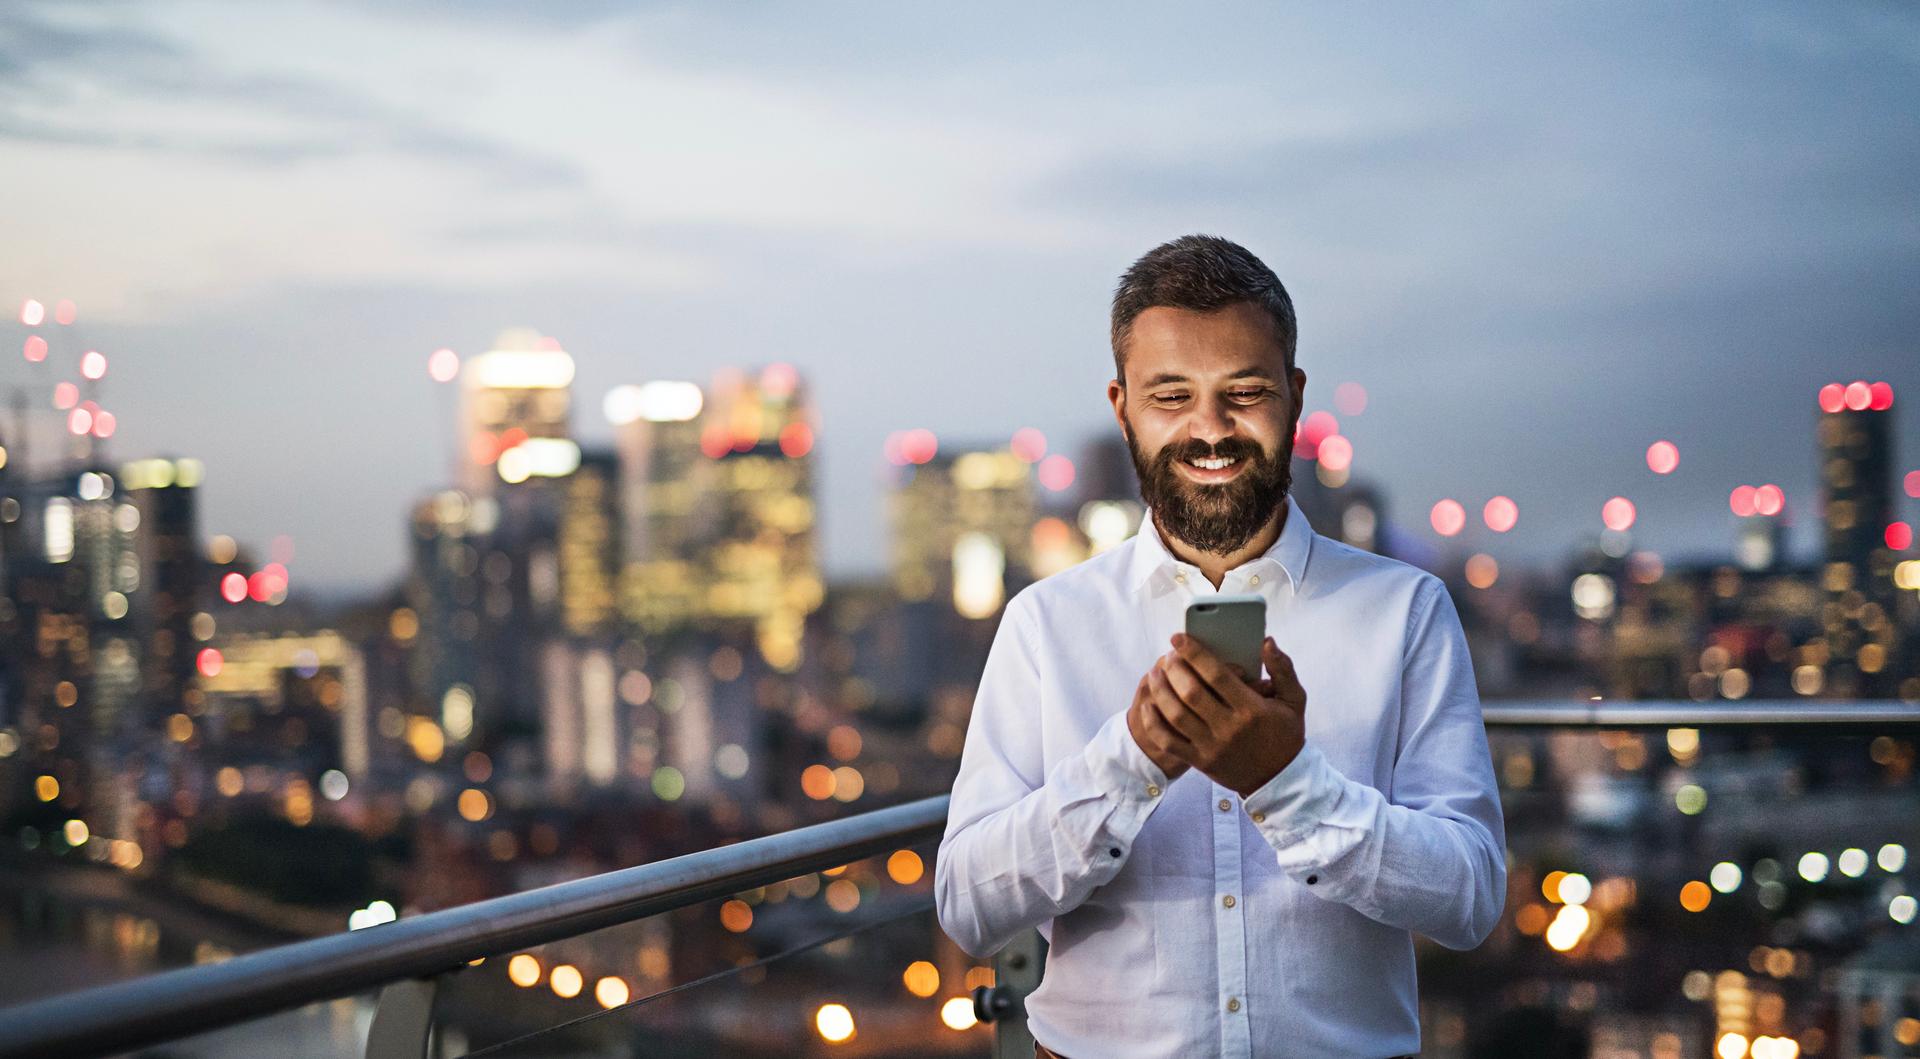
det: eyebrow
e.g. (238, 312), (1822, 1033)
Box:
(1140, 367), (1278, 388)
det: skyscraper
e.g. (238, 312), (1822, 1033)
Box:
(699, 365), (823, 671)
(1816, 380), (1899, 691)
(609, 381), (708, 635)
(888, 440), (1036, 620)
(460, 329), (576, 497)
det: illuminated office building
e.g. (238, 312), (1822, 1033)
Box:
(197, 630), (367, 779)
(699, 365), (823, 671)
(460, 328), (577, 497)
(609, 381), (707, 634)
(405, 490), (495, 745)
(558, 450), (619, 637)
(888, 441), (1035, 620)
(1816, 380), (1899, 691)
(121, 458), (203, 719)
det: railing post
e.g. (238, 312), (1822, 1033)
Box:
(364, 976), (438, 1059)
(975, 927), (1046, 1059)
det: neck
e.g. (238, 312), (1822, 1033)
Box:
(1155, 501), (1288, 589)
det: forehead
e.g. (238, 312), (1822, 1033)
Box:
(1121, 302), (1287, 386)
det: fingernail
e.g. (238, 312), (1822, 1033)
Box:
(1170, 632), (1186, 645)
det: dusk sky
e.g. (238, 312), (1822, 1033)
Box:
(3, 2), (1916, 593)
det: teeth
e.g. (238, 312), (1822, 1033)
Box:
(1188, 456), (1237, 470)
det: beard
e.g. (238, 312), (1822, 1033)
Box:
(1123, 417), (1294, 556)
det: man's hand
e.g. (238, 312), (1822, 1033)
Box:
(1126, 670), (1192, 782)
(1142, 632), (1308, 797)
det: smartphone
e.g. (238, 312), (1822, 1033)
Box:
(1184, 594), (1267, 681)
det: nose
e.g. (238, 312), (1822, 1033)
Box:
(1188, 393), (1236, 447)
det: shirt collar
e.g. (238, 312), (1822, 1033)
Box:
(1126, 494), (1314, 595)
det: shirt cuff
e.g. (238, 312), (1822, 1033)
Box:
(1086, 708), (1171, 801)
(1242, 742), (1344, 847)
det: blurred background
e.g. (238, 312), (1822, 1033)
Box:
(0, 3), (1916, 1057)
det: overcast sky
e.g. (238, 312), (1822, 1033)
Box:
(2, 1), (1916, 593)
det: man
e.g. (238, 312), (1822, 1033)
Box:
(934, 235), (1507, 1058)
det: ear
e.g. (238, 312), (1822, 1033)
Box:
(1107, 377), (1128, 433)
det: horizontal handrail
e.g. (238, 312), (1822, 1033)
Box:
(1480, 699), (1920, 727)
(0, 794), (951, 1059)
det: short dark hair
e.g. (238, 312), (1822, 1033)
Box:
(1109, 234), (1297, 383)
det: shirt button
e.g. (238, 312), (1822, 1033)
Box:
(1217, 798), (1231, 812)
(1221, 895), (1236, 909)
(1145, 784), (1161, 798)
(1226, 997), (1241, 1013)
(1174, 572), (1187, 584)
(1250, 811), (1266, 824)
(1109, 848), (1122, 858)
(1306, 874), (1319, 885)
(1249, 574), (1260, 586)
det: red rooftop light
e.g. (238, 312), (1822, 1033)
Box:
(1889, 522), (1914, 551)
(1754, 484), (1784, 517)
(1730, 485), (1758, 518)
(1817, 383), (1845, 413)
(1868, 381), (1894, 411)
(1483, 496), (1518, 533)
(1646, 440), (1679, 475)
(1430, 499), (1466, 537)
(1844, 381), (1872, 411)
(1602, 497), (1636, 532)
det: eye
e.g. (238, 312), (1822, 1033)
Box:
(1228, 388), (1271, 401)
(1150, 392), (1188, 405)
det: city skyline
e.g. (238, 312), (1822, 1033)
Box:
(3, 2), (1918, 592)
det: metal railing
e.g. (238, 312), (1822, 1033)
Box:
(0, 699), (1915, 1059)
(0, 794), (950, 1059)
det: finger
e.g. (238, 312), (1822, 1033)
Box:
(1172, 633), (1256, 706)
(1137, 678), (1198, 759)
(1161, 655), (1231, 732)
(1262, 638), (1307, 712)
(1147, 665), (1214, 745)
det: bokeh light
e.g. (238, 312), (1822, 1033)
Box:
(1430, 499), (1465, 537)
(1753, 484), (1784, 516)
(1646, 440), (1679, 474)
(1601, 497), (1636, 532)
(53, 299), (76, 325)
(427, 348), (459, 382)
(1333, 381), (1368, 415)
(1887, 522), (1913, 551)
(79, 351), (106, 379)
(1817, 383), (1845, 413)
(1037, 454), (1075, 492)
(19, 299), (44, 326)
(1010, 427), (1047, 462)
(1315, 434), (1353, 472)
(941, 997), (978, 1030)
(22, 336), (47, 362)
(903, 961), (940, 997)
(816, 1003), (855, 1043)
(1730, 485), (1758, 517)
(1465, 553), (1498, 589)
(1483, 496), (1518, 533)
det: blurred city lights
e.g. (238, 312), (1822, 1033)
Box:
(52, 382), (78, 410)
(1818, 383), (1845, 413)
(887, 849), (924, 885)
(1797, 851), (1829, 883)
(1891, 895), (1918, 925)
(196, 647), (223, 677)
(815, 1003), (855, 1043)
(1880, 844), (1908, 873)
(900, 429), (938, 465)
(549, 964), (583, 999)
(595, 976), (629, 1009)
(1465, 553), (1498, 589)
(220, 573), (247, 603)
(1730, 485), (1758, 517)
(53, 299), (76, 325)
(22, 336), (46, 362)
(79, 351), (107, 380)
(1316, 434), (1353, 472)
(507, 954), (541, 988)
(1601, 496), (1636, 532)
(1675, 784), (1707, 815)
(1544, 904), (1590, 951)
(778, 422), (814, 458)
(1556, 872), (1592, 906)
(1679, 881), (1711, 912)
(903, 960), (940, 997)
(1646, 440), (1679, 474)
(941, 997), (978, 1031)
(1753, 484), (1784, 516)
(427, 348), (460, 383)
(1010, 427), (1047, 462)
(1906, 470), (1920, 498)
(1869, 380), (1895, 410)
(1717, 1034), (1749, 1059)
(1430, 499), (1465, 537)
(1836, 847), (1868, 877)
(1887, 522), (1913, 551)
(1844, 381), (1872, 411)
(1483, 496), (1518, 533)
(19, 299), (44, 326)
(1710, 862), (1742, 893)
(1334, 381), (1368, 415)
(1037, 454), (1075, 492)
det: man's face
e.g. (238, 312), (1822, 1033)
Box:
(1107, 302), (1306, 555)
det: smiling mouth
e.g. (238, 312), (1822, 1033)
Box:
(1178, 455), (1244, 481)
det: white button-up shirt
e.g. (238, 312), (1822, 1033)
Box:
(935, 495), (1507, 1058)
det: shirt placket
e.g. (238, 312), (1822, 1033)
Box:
(1214, 777), (1250, 1057)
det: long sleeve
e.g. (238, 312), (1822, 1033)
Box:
(1241, 577), (1508, 951)
(935, 595), (1172, 960)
